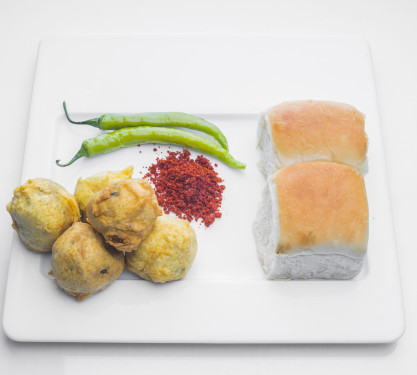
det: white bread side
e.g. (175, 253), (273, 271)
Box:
(253, 178), (280, 275)
(257, 112), (279, 177)
(253, 162), (368, 280)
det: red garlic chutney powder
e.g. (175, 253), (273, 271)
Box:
(143, 149), (225, 227)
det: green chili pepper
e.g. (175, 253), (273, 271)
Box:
(56, 126), (246, 169)
(63, 102), (229, 151)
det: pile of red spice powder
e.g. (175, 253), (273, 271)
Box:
(143, 149), (225, 227)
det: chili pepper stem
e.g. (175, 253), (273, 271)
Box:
(63, 101), (101, 128)
(56, 145), (88, 167)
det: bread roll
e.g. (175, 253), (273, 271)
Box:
(257, 100), (368, 176)
(253, 162), (368, 279)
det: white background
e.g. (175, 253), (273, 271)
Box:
(0, 0), (416, 374)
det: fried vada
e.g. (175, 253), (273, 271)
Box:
(51, 222), (124, 301)
(125, 215), (197, 283)
(6, 178), (80, 253)
(74, 166), (133, 217)
(86, 179), (162, 252)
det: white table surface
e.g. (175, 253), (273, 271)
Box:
(1, 0), (416, 374)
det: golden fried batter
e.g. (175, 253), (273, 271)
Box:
(125, 215), (197, 283)
(6, 178), (80, 253)
(86, 179), (162, 252)
(74, 166), (133, 217)
(51, 222), (124, 301)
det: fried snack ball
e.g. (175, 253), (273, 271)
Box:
(125, 215), (197, 283)
(74, 166), (133, 217)
(6, 178), (80, 253)
(51, 222), (124, 301)
(86, 179), (162, 252)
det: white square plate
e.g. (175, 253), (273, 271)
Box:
(3, 35), (404, 343)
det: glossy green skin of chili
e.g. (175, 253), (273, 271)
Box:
(63, 102), (229, 151)
(101, 113), (229, 151)
(56, 127), (245, 169)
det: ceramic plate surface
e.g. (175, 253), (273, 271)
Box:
(2, 35), (404, 343)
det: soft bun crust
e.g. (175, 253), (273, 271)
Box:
(268, 100), (367, 170)
(273, 162), (368, 257)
